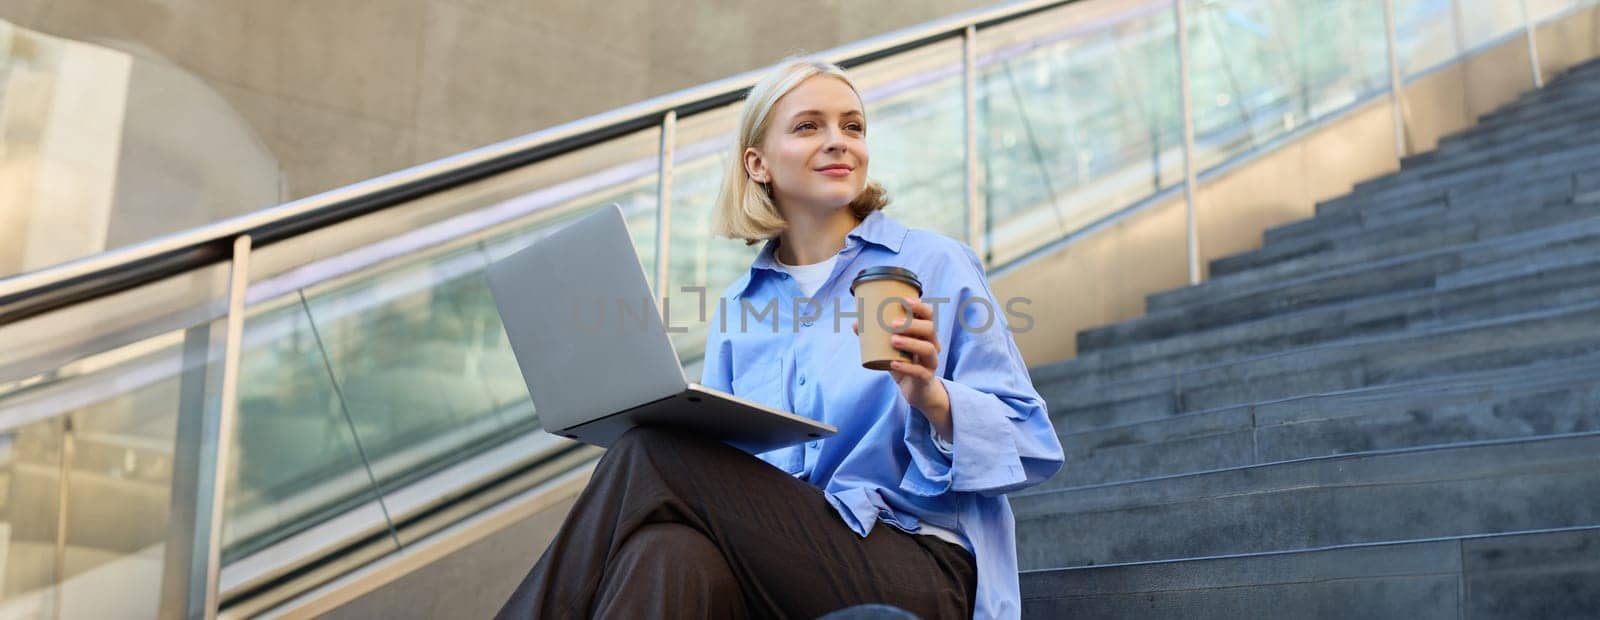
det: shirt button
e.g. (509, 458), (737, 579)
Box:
(802, 321), (814, 327)
(798, 375), (807, 385)
(808, 441), (819, 449)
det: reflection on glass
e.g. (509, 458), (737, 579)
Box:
(1456, 0), (1526, 49)
(1188, 0), (1387, 169)
(665, 102), (764, 364)
(225, 125), (660, 559)
(979, 1), (1183, 266)
(854, 38), (970, 244)
(0, 417), (65, 619)
(295, 245), (531, 493)
(226, 303), (395, 560)
(1396, 0), (1460, 76)
(0, 322), (205, 618)
(972, 0), (1415, 266)
(1526, 0), (1583, 21)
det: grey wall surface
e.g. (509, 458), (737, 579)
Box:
(0, 0), (996, 201)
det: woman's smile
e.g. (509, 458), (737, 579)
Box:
(815, 163), (854, 178)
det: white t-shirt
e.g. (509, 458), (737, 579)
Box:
(773, 253), (839, 298)
(774, 252), (968, 552)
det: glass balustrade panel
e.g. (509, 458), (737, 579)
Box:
(0, 263), (235, 618)
(978, 0), (1183, 266)
(227, 127), (661, 561)
(1396, 0), (1462, 76)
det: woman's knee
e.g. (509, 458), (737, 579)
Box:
(619, 523), (724, 568)
(607, 425), (725, 466)
(610, 425), (681, 453)
(594, 426), (700, 485)
(605, 523), (740, 602)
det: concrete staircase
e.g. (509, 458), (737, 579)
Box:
(1017, 57), (1600, 617)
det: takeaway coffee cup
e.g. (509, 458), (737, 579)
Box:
(850, 266), (924, 371)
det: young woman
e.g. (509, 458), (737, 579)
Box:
(498, 57), (1063, 620)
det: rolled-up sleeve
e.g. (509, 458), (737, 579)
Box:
(901, 244), (1064, 498)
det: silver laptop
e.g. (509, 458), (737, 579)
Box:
(484, 203), (836, 453)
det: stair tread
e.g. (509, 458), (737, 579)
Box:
(1039, 298), (1600, 418)
(1052, 353), (1600, 486)
(1021, 526), (1600, 619)
(1062, 216), (1600, 373)
(1014, 432), (1600, 570)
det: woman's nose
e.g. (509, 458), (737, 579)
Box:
(823, 133), (847, 153)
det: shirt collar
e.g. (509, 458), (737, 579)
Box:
(735, 209), (908, 298)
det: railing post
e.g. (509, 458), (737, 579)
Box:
(159, 322), (217, 619)
(1519, 0), (1545, 88)
(1176, 0), (1200, 285)
(54, 416), (72, 619)
(655, 111), (676, 306)
(199, 235), (251, 619)
(1383, 0), (1408, 160)
(963, 25), (984, 263)
(1449, 0), (1467, 58)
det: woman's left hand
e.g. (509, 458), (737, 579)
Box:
(854, 299), (951, 419)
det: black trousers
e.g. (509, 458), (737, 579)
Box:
(495, 426), (977, 619)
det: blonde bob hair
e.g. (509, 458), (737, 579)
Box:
(712, 56), (890, 246)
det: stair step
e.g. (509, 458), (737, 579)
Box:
(1260, 163), (1585, 251)
(1548, 56), (1600, 86)
(1075, 215), (1600, 356)
(1318, 139), (1600, 221)
(1315, 139), (1600, 218)
(1395, 97), (1600, 174)
(1580, 167), (1600, 197)
(1168, 190), (1591, 313)
(1216, 147), (1593, 278)
(1073, 241), (1600, 387)
(1213, 177), (1589, 283)
(1346, 132), (1598, 213)
(1053, 354), (1600, 486)
(1207, 191), (1586, 296)
(1448, 87), (1600, 144)
(1013, 433), (1600, 569)
(1039, 300), (1600, 428)
(1444, 76), (1600, 135)
(1474, 78), (1600, 123)
(1020, 526), (1600, 619)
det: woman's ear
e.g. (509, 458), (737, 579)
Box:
(743, 147), (769, 184)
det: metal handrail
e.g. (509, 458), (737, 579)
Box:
(0, 0), (1091, 327)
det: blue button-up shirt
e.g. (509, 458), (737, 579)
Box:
(698, 210), (1065, 619)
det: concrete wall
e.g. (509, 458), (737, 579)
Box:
(996, 4), (1600, 367)
(0, 0), (995, 203)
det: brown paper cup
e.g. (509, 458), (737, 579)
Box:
(851, 267), (923, 371)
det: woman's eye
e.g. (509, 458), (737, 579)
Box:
(846, 123), (864, 132)
(795, 122), (816, 131)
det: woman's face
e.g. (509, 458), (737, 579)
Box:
(745, 75), (870, 217)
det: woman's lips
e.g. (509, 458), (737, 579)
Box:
(817, 168), (852, 177)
